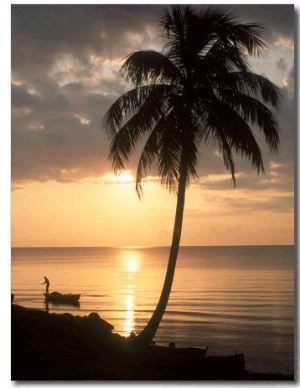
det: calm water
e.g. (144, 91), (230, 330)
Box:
(11, 245), (294, 375)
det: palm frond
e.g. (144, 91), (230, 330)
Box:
(135, 125), (162, 198)
(218, 132), (236, 185)
(156, 112), (182, 192)
(161, 5), (196, 38)
(120, 50), (181, 86)
(217, 89), (280, 153)
(225, 72), (282, 110)
(201, 39), (250, 73)
(103, 4), (281, 196)
(103, 84), (175, 138)
(201, 98), (265, 174)
(108, 85), (175, 172)
(231, 23), (268, 56)
(103, 89), (142, 138)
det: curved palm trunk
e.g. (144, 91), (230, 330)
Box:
(131, 159), (188, 351)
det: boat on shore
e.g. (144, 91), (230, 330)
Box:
(44, 291), (81, 305)
(139, 344), (208, 367)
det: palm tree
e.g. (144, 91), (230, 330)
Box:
(103, 5), (281, 351)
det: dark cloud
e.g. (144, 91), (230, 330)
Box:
(12, 126), (111, 183)
(11, 4), (295, 190)
(12, 4), (293, 80)
(11, 80), (111, 183)
(218, 4), (295, 41)
(289, 66), (294, 79)
(11, 83), (39, 108)
(277, 58), (287, 72)
(11, 4), (162, 79)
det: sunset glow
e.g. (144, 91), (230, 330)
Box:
(126, 259), (139, 273)
(124, 253), (141, 273)
(10, 4), (294, 248)
(115, 171), (134, 184)
(8, 5), (295, 382)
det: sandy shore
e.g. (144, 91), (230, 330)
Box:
(11, 304), (294, 381)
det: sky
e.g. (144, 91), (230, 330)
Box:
(8, 2), (295, 248)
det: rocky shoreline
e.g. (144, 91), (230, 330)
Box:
(11, 304), (294, 381)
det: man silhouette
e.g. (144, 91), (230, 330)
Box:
(42, 276), (50, 294)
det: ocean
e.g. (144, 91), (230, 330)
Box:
(11, 245), (294, 376)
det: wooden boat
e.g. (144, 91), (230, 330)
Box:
(44, 291), (81, 305)
(139, 344), (208, 367)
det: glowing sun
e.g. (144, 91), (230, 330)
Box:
(115, 171), (134, 184)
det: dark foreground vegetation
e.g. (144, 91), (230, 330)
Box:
(11, 304), (293, 381)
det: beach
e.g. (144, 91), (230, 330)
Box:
(11, 303), (293, 381)
(10, 3), (295, 382)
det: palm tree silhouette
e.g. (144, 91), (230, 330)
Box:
(103, 5), (281, 351)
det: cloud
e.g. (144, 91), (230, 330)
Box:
(277, 58), (287, 72)
(221, 4), (295, 41)
(186, 183), (293, 220)
(11, 4), (295, 191)
(11, 5), (162, 80)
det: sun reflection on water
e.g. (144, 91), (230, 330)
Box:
(122, 249), (142, 272)
(120, 251), (142, 336)
(123, 281), (135, 336)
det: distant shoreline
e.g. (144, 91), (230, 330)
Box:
(11, 244), (294, 249)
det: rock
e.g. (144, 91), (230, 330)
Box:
(85, 312), (114, 332)
(11, 304), (294, 381)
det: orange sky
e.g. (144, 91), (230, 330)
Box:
(11, 169), (294, 247)
(9, 4), (295, 248)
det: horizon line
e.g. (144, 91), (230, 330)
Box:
(11, 244), (294, 249)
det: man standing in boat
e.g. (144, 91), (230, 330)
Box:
(42, 276), (50, 294)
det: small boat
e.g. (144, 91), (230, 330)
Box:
(44, 291), (81, 305)
(140, 345), (208, 366)
(146, 344), (208, 357)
